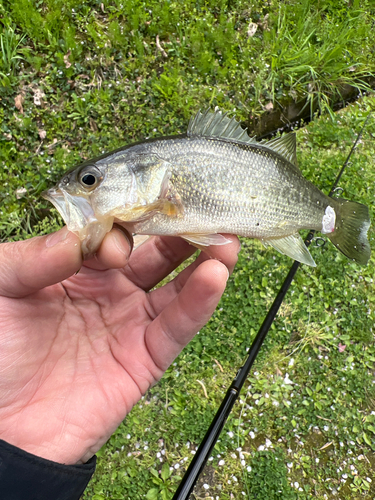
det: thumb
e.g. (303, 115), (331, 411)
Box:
(0, 227), (82, 298)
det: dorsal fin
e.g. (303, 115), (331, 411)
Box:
(187, 108), (257, 144)
(260, 133), (298, 166)
(188, 108), (298, 167)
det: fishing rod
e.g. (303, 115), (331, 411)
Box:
(172, 112), (372, 500)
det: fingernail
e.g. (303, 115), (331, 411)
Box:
(113, 228), (132, 259)
(45, 227), (70, 248)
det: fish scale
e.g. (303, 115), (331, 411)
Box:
(43, 109), (371, 266)
(134, 136), (326, 239)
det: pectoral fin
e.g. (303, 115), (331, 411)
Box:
(262, 233), (316, 267)
(181, 233), (232, 248)
(109, 198), (183, 222)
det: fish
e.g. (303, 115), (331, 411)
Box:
(43, 109), (371, 266)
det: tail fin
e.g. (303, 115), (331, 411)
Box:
(327, 199), (371, 265)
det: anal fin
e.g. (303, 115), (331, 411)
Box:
(262, 233), (316, 267)
(181, 233), (232, 248)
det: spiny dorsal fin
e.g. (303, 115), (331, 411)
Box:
(188, 108), (298, 167)
(187, 108), (257, 144)
(260, 133), (298, 166)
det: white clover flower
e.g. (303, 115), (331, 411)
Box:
(219, 460), (225, 466)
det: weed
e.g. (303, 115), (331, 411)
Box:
(0, 26), (27, 83)
(146, 464), (181, 500)
(244, 447), (298, 499)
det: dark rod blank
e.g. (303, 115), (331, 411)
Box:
(172, 113), (371, 500)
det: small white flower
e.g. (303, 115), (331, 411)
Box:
(249, 431), (255, 439)
(283, 373), (293, 384)
(315, 458), (319, 463)
(241, 460), (246, 466)
(258, 445), (265, 451)
(247, 466), (252, 472)
(174, 464), (180, 469)
(203, 484), (209, 490)
(228, 431), (234, 438)
(294, 482), (299, 488)
(287, 463), (293, 468)
(289, 358), (295, 367)
(265, 439), (272, 448)
(219, 460), (225, 466)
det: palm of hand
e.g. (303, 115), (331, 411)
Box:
(0, 232), (237, 464)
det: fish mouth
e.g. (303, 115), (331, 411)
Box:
(43, 187), (115, 258)
(42, 187), (97, 233)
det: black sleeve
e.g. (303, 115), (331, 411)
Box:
(0, 439), (96, 500)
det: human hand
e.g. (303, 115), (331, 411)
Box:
(0, 227), (239, 465)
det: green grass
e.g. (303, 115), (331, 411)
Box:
(1, 1), (375, 499)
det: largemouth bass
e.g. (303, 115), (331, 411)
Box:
(43, 109), (371, 266)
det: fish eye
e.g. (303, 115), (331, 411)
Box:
(78, 167), (102, 189)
